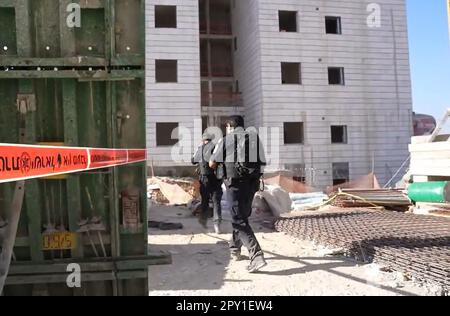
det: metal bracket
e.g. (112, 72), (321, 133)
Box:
(116, 111), (130, 137)
(16, 94), (36, 114)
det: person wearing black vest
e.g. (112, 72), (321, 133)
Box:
(209, 116), (267, 273)
(192, 133), (223, 234)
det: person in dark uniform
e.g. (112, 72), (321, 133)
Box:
(209, 116), (267, 273)
(192, 133), (223, 234)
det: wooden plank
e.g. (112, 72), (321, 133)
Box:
(411, 159), (450, 168)
(10, 262), (115, 275)
(6, 270), (147, 285)
(9, 253), (171, 275)
(18, 79), (45, 262)
(0, 70), (144, 79)
(15, 0), (32, 57)
(411, 151), (450, 160)
(79, 0), (105, 9)
(0, 0), (15, 7)
(106, 0), (113, 60)
(59, 0), (76, 57)
(5, 272), (116, 285)
(0, 57), (108, 67)
(108, 82), (121, 258)
(410, 166), (450, 177)
(409, 142), (450, 152)
(62, 79), (84, 259)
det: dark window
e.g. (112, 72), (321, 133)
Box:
(155, 60), (178, 83)
(332, 162), (350, 186)
(279, 11), (297, 32)
(234, 37), (238, 51)
(155, 5), (177, 28)
(331, 125), (348, 144)
(156, 123), (179, 146)
(328, 67), (345, 85)
(281, 62), (301, 84)
(284, 122), (304, 144)
(325, 16), (341, 34)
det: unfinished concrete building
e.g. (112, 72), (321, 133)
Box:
(145, 0), (413, 188)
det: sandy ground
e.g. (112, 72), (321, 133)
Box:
(148, 205), (435, 296)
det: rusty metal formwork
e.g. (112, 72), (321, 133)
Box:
(0, 0), (171, 296)
(274, 210), (450, 290)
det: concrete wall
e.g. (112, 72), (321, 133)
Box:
(146, 0), (201, 167)
(256, 0), (413, 187)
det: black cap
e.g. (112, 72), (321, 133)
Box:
(226, 115), (244, 128)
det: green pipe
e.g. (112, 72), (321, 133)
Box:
(408, 182), (450, 203)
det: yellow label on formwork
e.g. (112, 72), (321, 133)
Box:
(43, 232), (77, 251)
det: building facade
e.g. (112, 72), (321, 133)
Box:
(145, 0), (413, 188)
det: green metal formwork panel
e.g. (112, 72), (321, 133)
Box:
(0, 0), (168, 296)
(0, 0), (144, 67)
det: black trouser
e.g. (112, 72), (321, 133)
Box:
(227, 177), (263, 261)
(199, 175), (223, 224)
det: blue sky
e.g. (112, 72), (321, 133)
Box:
(407, 0), (450, 121)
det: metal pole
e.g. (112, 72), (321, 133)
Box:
(0, 181), (25, 294)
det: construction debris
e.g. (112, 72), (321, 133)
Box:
(147, 177), (198, 205)
(411, 203), (450, 218)
(290, 192), (328, 211)
(264, 175), (315, 193)
(327, 172), (381, 193)
(330, 189), (411, 211)
(274, 209), (450, 291)
(255, 185), (292, 217)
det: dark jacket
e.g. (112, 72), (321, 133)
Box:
(210, 127), (266, 180)
(192, 141), (216, 176)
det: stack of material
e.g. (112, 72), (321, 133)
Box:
(147, 177), (196, 205)
(327, 172), (381, 193)
(290, 192), (328, 211)
(331, 189), (411, 211)
(275, 209), (450, 291)
(264, 175), (315, 193)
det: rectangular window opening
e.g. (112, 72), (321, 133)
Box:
(155, 59), (178, 83)
(155, 5), (177, 28)
(156, 123), (179, 146)
(281, 62), (301, 84)
(331, 125), (348, 144)
(279, 11), (297, 32)
(284, 122), (304, 144)
(325, 16), (341, 34)
(328, 67), (345, 85)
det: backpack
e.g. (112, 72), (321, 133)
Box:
(235, 130), (266, 178)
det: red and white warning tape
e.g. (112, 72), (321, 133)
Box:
(0, 143), (146, 184)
